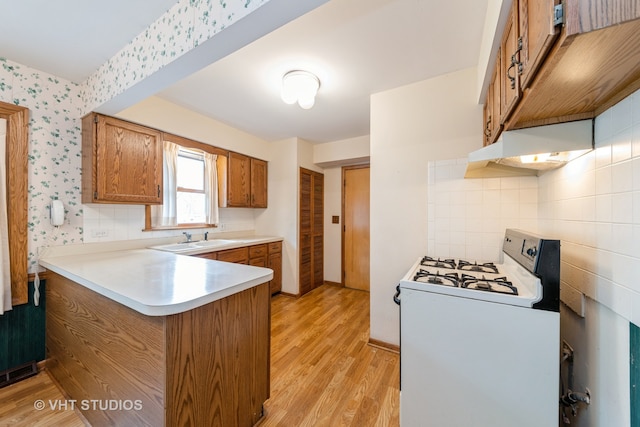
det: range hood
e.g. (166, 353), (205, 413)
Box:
(465, 120), (593, 178)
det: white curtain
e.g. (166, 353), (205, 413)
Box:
(151, 141), (180, 227)
(0, 118), (11, 314)
(203, 152), (219, 225)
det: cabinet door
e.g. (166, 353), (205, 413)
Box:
(227, 152), (250, 207)
(268, 251), (282, 295)
(500, 2), (521, 124)
(250, 158), (268, 208)
(489, 50), (502, 143)
(95, 115), (163, 204)
(519, 0), (559, 90)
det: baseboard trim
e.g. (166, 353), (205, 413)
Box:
(368, 338), (399, 354)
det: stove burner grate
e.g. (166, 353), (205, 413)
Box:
(414, 269), (459, 287)
(420, 256), (456, 270)
(460, 274), (518, 295)
(457, 260), (500, 274)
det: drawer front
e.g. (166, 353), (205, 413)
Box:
(249, 244), (267, 259)
(268, 241), (282, 254)
(217, 247), (249, 264)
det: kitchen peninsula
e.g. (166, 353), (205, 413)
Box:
(40, 248), (273, 426)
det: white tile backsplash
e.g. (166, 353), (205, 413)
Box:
(82, 205), (256, 244)
(427, 160), (539, 262)
(428, 88), (640, 327)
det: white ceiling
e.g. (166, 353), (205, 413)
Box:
(0, 0), (489, 144)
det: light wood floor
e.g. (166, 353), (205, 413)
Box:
(0, 284), (399, 426)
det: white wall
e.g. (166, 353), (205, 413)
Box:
(323, 167), (342, 283)
(255, 138), (299, 294)
(313, 134), (371, 284)
(314, 135), (370, 167)
(369, 66), (483, 345)
(536, 90), (640, 427)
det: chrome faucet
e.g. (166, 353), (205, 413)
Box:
(183, 231), (192, 243)
(204, 231), (209, 241)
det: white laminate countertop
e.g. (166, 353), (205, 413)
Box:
(39, 248), (274, 317)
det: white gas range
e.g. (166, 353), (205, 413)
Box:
(395, 229), (560, 427)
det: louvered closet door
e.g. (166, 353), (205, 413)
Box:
(299, 168), (324, 296)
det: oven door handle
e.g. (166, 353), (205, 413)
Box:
(393, 285), (401, 305)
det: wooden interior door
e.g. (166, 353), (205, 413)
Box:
(343, 166), (370, 291)
(299, 168), (324, 296)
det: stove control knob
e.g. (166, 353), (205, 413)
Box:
(526, 247), (537, 257)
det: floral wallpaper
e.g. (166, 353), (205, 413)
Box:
(0, 58), (84, 273)
(82, 0), (268, 114)
(0, 0), (273, 273)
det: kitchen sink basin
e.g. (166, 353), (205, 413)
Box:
(149, 239), (237, 253)
(193, 239), (235, 248)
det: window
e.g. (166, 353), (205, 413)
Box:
(146, 135), (221, 230)
(176, 149), (206, 225)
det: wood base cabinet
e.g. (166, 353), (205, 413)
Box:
(267, 241), (282, 295)
(46, 272), (270, 427)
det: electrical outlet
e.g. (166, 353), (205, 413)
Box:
(91, 229), (109, 238)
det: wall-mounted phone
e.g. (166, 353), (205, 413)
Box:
(50, 199), (64, 226)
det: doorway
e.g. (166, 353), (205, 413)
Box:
(342, 165), (370, 291)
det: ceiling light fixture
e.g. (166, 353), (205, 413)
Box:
(281, 70), (320, 109)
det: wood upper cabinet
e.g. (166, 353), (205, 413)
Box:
(483, 49), (502, 146)
(82, 113), (162, 204)
(227, 152), (268, 208)
(517, 0), (559, 90)
(483, 0), (640, 138)
(500, 2), (521, 124)
(251, 158), (268, 208)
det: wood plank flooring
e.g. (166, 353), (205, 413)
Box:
(0, 284), (399, 426)
(262, 285), (399, 426)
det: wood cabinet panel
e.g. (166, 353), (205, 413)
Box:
(166, 283), (270, 427)
(217, 247), (249, 264)
(82, 113), (162, 204)
(518, 0), (559, 90)
(268, 250), (282, 295)
(483, 1), (640, 135)
(227, 153), (268, 208)
(250, 158), (268, 208)
(249, 244), (267, 259)
(1, 102), (29, 305)
(47, 272), (270, 427)
(227, 152), (251, 207)
(500, 2), (521, 124)
(565, 0), (640, 35)
(46, 273), (165, 426)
